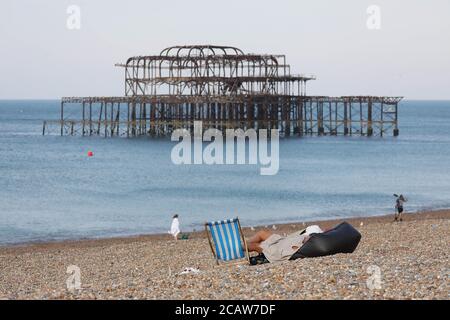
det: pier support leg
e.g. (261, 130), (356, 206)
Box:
(367, 99), (373, 137)
(344, 101), (349, 135)
(60, 101), (64, 136)
(89, 102), (92, 135)
(297, 97), (303, 136)
(318, 101), (324, 135)
(82, 102), (85, 136)
(394, 102), (399, 136)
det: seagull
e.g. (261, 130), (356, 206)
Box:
(250, 226), (255, 231)
(360, 222), (364, 227)
(272, 225), (277, 230)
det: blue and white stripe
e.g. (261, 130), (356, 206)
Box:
(208, 218), (245, 261)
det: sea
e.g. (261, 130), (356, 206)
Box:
(1, 100), (449, 245)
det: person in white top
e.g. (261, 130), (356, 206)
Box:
(169, 214), (180, 241)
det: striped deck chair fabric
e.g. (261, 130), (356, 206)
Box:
(205, 218), (249, 264)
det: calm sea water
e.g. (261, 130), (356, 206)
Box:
(1, 100), (450, 245)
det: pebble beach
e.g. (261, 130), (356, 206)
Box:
(0, 210), (448, 300)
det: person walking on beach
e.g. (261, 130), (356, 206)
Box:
(169, 214), (180, 240)
(394, 194), (407, 222)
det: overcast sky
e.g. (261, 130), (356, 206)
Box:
(1, 0), (449, 99)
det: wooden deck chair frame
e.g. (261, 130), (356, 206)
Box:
(205, 218), (250, 266)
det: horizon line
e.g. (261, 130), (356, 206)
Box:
(1, 97), (450, 102)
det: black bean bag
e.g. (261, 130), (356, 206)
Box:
(290, 221), (361, 259)
(249, 221), (361, 265)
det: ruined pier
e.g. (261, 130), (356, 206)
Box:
(43, 45), (402, 137)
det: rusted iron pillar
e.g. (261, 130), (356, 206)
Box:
(126, 102), (130, 137)
(393, 102), (399, 136)
(285, 97), (290, 136)
(367, 98), (373, 136)
(60, 101), (64, 136)
(344, 100), (349, 135)
(318, 100), (324, 135)
(97, 102), (103, 135)
(380, 101), (384, 137)
(82, 102), (85, 136)
(104, 102), (108, 137)
(89, 102), (92, 135)
(348, 100), (352, 135)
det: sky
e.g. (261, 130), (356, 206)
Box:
(0, 0), (449, 100)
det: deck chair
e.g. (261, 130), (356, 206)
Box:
(205, 217), (249, 265)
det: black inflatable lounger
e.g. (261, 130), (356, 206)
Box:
(290, 221), (361, 260)
(249, 221), (361, 265)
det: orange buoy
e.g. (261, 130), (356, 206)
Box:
(87, 151), (93, 157)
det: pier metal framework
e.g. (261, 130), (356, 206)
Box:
(43, 45), (402, 137)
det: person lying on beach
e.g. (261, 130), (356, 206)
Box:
(247, 225), (323, 263)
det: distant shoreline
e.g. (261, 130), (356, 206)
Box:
(2, 208), (448, 253)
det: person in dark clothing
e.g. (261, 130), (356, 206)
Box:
(394, 194), (406, 222)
